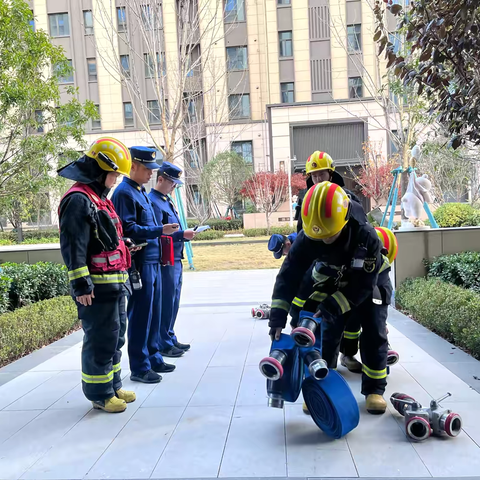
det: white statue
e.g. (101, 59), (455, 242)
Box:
(401, 173), (433, 227)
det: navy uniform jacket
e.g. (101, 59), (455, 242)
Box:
(111, 177), (164, 265)
(270, 201), (390, 329)
(148, 189), (188, 260)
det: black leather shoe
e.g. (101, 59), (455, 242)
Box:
(160, 346), (185, 358)
(130, 369), (162, 383)
(174, 340), (191, 351)
(152, 362), (176, 373)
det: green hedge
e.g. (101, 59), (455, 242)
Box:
(0, 228), (60, 243)
(243, 226), (296, 237)
(427, 252), (480, 292)
(433, 203), (480, 228)
(0, 262), (69, 310)
(0, 274), (11, 314)
(0, 296), (79, 367)
(186, 218), (243, 231)
(396, 278), (480, 359)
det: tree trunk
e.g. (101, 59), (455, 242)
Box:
(266, 212), (271, 235)
(13, 202), (23, 243)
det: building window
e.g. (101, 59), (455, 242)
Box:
(192, 185), (202, 205)
(185, 99), (197, 123)
(226, 46), (248, 71)
(281, 82), (295, 103)
(225, 0), (245, 23)
(348, 77), (363, 98)
(347, 24), (362, 53)
(92, 105), (101, 129)
(144, 53), (164, 78)
(124, 102), (134, 127)
(144, 53), (154, 78)
(120, 55), (130, 78)
(277, 0), (291, 4)
(147, 100), (161, 124)
(117, 7), (127, 32)
(54, 60), (74, 84)
(87, 58), (97, 82)
(228, 94), (250, 119)
(35, 110), (44, 133)
(231, 140), (253, 164)
(141, 4), (162, 30)
(49, 13), (70, 37)
(279, 31), (293, 57)
(83, 10), (94, 35)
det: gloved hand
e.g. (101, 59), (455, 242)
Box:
(269, 327), (283, 341)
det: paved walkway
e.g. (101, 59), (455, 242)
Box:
(1, 269), (480, 480)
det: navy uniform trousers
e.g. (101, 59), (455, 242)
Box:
(159, 261), (183, 350)
(127, 263), (164, 374)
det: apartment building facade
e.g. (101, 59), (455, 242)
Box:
(29, 0), (398, 215)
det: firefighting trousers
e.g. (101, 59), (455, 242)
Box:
(340, 314), (361, 357)
(321, 272), (391, 396)
(77, 291), (126, 402)
(127, 263), (164, 374)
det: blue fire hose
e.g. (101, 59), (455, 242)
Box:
(265, 334), (303, 404)
(263, 311), (359, 438)
(302, 369), (360, 439)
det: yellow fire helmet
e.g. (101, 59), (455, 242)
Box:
(305, 151), (335, 176)
(375, 227), (398, 264)
(85, 137), (132, 177)
(301, 181), (350, 240)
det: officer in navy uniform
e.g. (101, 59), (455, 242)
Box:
(112, 147), (179, 384)
(268, 232), (298, 259)
(149, 162), (197, 356)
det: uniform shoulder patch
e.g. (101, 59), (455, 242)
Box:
(363, 257), (376, 273)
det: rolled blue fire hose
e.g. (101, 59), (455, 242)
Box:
(302, 369), (360, 439)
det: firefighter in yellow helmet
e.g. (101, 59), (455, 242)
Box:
(57, 137), (139, 413)
(295, 151), (363, 231)
(270, 182), (392, 414)
(293, 151), (367, 374)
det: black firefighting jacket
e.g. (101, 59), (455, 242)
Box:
(269, 201), (390, 329)
(59, 182), (127, 297)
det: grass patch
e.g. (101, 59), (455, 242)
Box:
(184, 242), (283, 271)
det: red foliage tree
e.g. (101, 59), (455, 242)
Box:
(351, 141), (398, 206)
(241, 171), (304, 232)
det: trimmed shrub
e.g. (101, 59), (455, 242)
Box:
(0, 296), (79, 367)
(186, 218), (243, 231)
(0, 228), (60, 244)
(0, 274), (11, 314)
(243, 226), (296, 237)
(396, 278), (480, 359)
(0, 262), (69, 310)
(427, 252), (480, 292)
(433, 203), (480, 228)
(193, 230), (239, 241)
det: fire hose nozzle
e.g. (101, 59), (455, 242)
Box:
(304, 350), (329, 380)
(406, 416), (432, 442)
(291, 318), (317, 348)
(267, 393), (284, 409)
(440, 412), (462, 437)
(259, 349), (288, 380)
